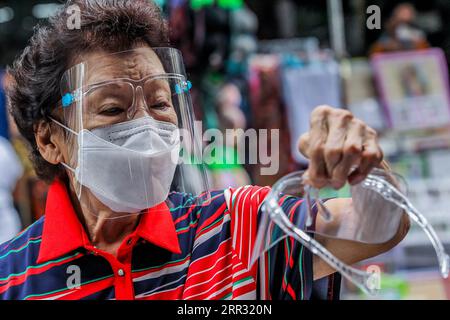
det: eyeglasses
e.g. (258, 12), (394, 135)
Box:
(60, 73), (192, 120)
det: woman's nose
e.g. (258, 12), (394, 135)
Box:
(128, 86), (151, 119)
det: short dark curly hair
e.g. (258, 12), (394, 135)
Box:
(6, 0), (169, 182)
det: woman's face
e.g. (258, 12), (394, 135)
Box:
(52, 46), (180, 214)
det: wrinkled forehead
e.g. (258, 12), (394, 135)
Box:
(81, 47), (166, 86)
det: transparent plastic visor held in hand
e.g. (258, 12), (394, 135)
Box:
(251, 168), (450, 296)
(362, 173), (450, 278)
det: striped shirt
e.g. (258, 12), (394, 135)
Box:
(0, 180), (340, 300)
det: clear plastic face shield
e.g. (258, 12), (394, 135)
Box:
(251, 168), (450, 296)
(52, 47), (210, 218)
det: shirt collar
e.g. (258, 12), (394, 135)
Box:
(37, 180), (181, 264)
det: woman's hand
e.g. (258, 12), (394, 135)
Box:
(299, 106), (411, 280)
(299, 105), (383, 189)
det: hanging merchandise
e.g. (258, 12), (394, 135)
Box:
(168, 0), (229, 72)
(199, 71), (224, 130)
(171, 0), (187, 8)
(168, 0), (199, 70)
(227, 5), (258, 76)
(217, 0), (243, 10)
(190, 0), (214, 10)
(190, 0), (243, 10)
(341, 58), (386, 131)
(153, 0), (166, 9)
(258, 38), (321, 60)
(251, 168), (450, 296)
(248, 55), (297, 186)
(281, 56), (342, 163)
(257, 38), (341, 165)
(225, 5), (258, 126)
(206, 83), (251, 189)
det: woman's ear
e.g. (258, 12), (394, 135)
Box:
(35, 121), (64, 165)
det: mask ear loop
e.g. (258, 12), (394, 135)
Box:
(49, 118), (78, 175)
(50, 117), (78, 136)
(49, 117), (82, 196)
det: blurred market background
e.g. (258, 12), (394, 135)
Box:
(1, 0), (450, 299)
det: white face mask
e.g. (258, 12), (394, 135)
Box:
(51, 116), (180, 213)
(395, 23), (421, 43)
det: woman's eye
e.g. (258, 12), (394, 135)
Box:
(151, 101), (171, 110)
(99, 106), (125, 116)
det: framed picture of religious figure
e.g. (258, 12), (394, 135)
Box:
(372, 48), (450, 131)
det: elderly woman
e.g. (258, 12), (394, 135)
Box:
(0, 0), (409, 300)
